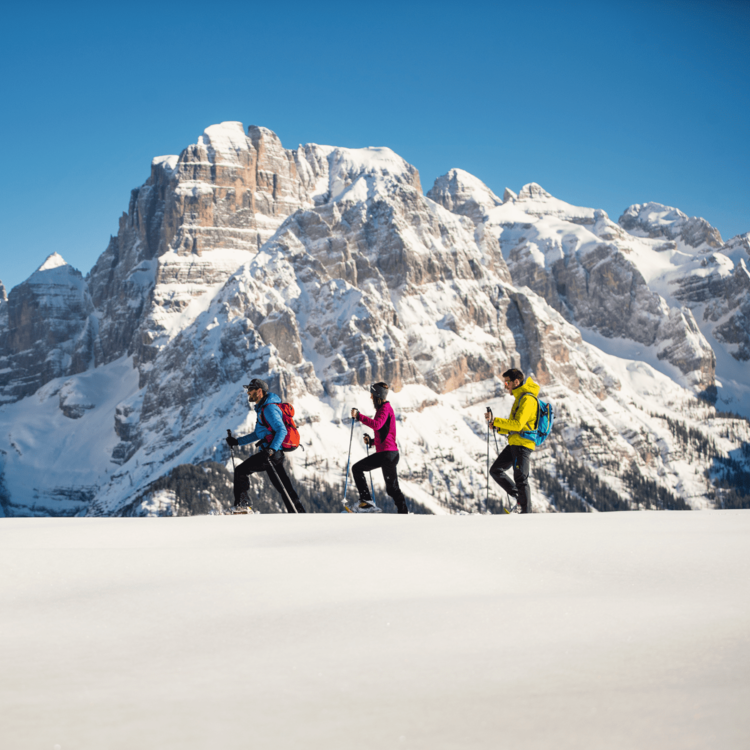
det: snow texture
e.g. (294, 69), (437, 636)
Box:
(1, 512), (749, 749)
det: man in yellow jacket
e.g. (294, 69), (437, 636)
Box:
(485, 368), (540, 513)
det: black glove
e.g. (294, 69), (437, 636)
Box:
(226, 435), (239, 447)
(264, 447), (275, 458)
(363, 434), (372, 447)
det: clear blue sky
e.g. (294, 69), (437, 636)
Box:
(1, 0), (748, 292)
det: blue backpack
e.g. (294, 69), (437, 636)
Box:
(518, 394), (554, 448)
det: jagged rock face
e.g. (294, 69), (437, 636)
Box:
(673, 259), (750, 361)
(723, 233), (750, 267)
(126, 144), (526, 464)
(619, 203), (723, 249)
(655, 306), (716, 382)
(427, 169), (503, 224)
(87, 123), (313, 374)
(164, 124), (308, 257)
(259, 147), (515, 393)
(429, 174), (717, 389)
(0, 255), (97, 403)
(504, 289), (582, 393)
(510, 238), (717, 380)
(616, 210), (750, 368)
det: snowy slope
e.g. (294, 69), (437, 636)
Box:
(0, 357), (140, 516)
(2, 512), (749, 750)
(428, 171), (750, 416)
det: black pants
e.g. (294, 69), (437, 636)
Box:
(489, 445), (532, 513)
(233, 451), (306, 513)
(352, 450), (408, 514)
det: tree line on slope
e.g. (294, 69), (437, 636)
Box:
(536, 454), (690, 512)
(654, 411), (750, 510)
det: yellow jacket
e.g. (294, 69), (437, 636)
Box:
(492, 377), (540, 450)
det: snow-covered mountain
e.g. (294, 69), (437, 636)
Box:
(1, 122), (748, 517)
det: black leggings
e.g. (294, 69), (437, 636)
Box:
(233, 451), (306, 513)
(352, 450), (408, 514)
(489, 444), (532, 512)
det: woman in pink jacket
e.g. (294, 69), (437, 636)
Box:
(350, 382), (409, 514)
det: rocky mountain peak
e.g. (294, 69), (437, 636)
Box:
(517, 182), (552, 201)
(426, 169), (502, 223)
(152, 154), (179, 176)
(618, 202), (723, 250)
(26, 256), (85, 291)
(0, 281), (6, 303)
(85, 122), (315, 372)
(196, 121), (253, 164)
(325, 146), (422, 203)
(36, 252), (69, 273)
(0, 256), (96, 403)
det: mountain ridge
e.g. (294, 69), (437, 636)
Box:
(1, 121), (748, 518)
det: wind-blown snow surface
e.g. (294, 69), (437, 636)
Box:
(2, 513), (749, 750)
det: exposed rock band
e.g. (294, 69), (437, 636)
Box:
(225, 370), (540, 514)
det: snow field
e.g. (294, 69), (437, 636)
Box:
(2, 511), (749, 750)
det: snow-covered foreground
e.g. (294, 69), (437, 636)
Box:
(2, 512), (749, 750)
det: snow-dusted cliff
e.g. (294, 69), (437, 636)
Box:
(1, 122), (748, 517)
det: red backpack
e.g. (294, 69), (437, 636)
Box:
(258, 402), (300, 452)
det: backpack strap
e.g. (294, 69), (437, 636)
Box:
(257, 404), (274, 442)
(517, 393), (540, 433)
(504, 394), (541, 438)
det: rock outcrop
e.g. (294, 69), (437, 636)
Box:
(0, 254), (98, 403)
(87, 123), (315, 374)
(616, 208), (750, 367)
(618, 202), (723, 250)
(428, 173), (717, 390)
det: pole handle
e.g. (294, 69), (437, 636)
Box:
(226, 430), (236, 472)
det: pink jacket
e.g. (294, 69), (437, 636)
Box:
(357, 402), (399, 453)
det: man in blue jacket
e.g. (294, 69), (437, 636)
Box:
(226, 378), (306, 513)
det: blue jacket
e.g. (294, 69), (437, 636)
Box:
(237, 392), (286, 452)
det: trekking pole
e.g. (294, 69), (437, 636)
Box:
(366, 440), (376, 501)
(486, 408), (511, 513)
(342, 415), (356, 504)
(227, 429), (237, 471)
(266, 455), (298, 514)
(485, 406), (491, 514)
(489, 418), (509, 513)
(492, 427), (501, 454)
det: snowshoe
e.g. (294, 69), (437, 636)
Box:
(359, 500), (382, 513)
(342, 500), (382, 514)
(230, 493), (257, 514)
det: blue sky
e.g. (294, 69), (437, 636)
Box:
(1, 0), (748, 291)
